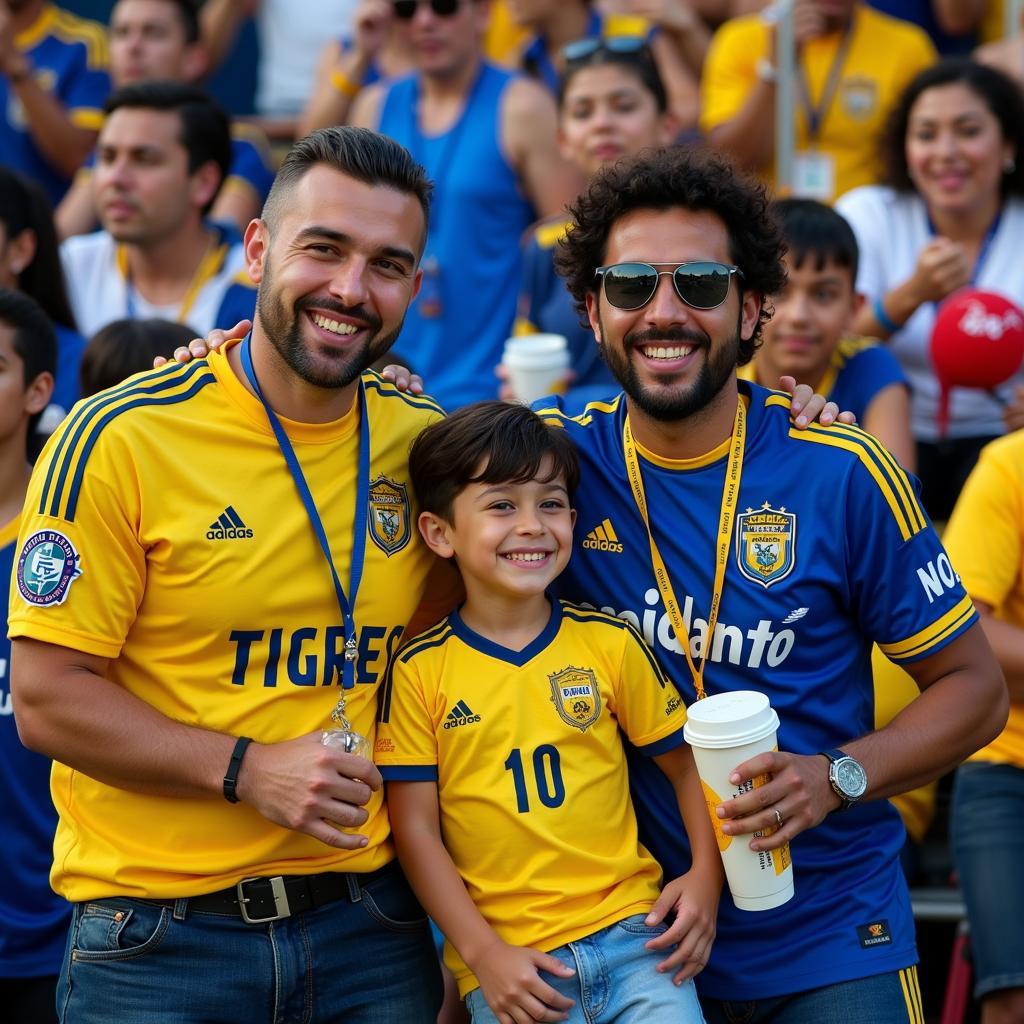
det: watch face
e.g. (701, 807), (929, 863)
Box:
(835, 758), (868, 799)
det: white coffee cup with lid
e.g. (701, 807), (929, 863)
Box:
(502, 333), (570, 404)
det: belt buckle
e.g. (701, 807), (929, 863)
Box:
(236, 876), (292, 924)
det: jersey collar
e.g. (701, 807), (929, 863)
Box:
(448, 598), (563, 666)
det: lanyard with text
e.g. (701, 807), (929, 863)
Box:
(119, 236), (226, 324)
(623, 398), (746, 702)
(240, 335), (370, 690)
(795, 27), (853, 143)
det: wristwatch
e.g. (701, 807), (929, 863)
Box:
(821, 748), (868, 811)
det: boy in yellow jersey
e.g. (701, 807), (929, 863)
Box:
(377, 400), (722, 1024)
(8, 128), (453, 1024)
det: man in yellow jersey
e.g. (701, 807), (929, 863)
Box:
(9, 126), (449, 1023)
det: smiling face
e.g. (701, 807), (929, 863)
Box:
(905, 81), (1013, 219)
(760, 254), (857, 381)
(245, 164), (425, 392)
(559, 63), (674, 179)
(585, 206), (760, 423)
(429, 457), (575, 604)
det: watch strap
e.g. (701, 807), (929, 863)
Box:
(223, 735), (253, 804)
(820, 748), (854, 810)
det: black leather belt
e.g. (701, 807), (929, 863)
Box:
(142, 861), (394, 925)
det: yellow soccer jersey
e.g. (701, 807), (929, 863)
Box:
(700, 6), (936, 200)
(944, 431), (1024, 769)
(8, 338), (447, 901)
(376, 599), (688, 996)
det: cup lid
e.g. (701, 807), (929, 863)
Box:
(683, 690), (779, 748)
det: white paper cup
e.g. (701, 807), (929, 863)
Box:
(502, 333), (570, 404)
(684, 691), (794, 911)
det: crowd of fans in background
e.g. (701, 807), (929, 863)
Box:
(1, 0), (1023, 1021)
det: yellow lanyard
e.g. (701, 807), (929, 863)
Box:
(623, 397), (746, 702)
(117, 234), (227, 325)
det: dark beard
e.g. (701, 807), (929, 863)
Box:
(598, 318), (740, 422)
(255, 257), (403, 390)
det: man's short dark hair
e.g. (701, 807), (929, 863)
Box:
(0, 287), (57, 446)
(114, 0), (200, 43)
(104, 81), (232, 213)
(263, 127), (432, 243)
(408, 400), (580, 523)
(771, 198), (859, 283)
(554, 148), (787, 363)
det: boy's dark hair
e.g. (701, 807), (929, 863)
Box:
(770, 198), (859, 282)
(554, 148), (787, 363)
(556, 43), (668, 114)
(408, 401), (580, 523)
(882, 59), (1024, 197)
(0, 287), (58, 447)
(0, 168), (78, 331)
(104, 81), (232, 212)
(80, 318), (196, 397)
(264, 127), (432, 246)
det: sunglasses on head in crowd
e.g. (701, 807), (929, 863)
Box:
(562, 36), (650, 64)
(595, 262), (743, 311)
(393, 0), (461, 18)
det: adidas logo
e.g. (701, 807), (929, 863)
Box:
(582, 518), (623, 553)
(206, 505), (254, 541)
(443, 699), (481, 729)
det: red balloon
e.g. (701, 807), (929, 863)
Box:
(929, 288), (1024, 436)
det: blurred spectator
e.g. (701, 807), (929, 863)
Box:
(0, 0), (110, 205)
(513, 41), (678, 408)
(80, 316), (194, 395)
(974, 6), (1024, 88)
(60, 81), (256, 339)
(350, 0), (582, 409)
(300, 0), (415, 136)
(57, 0), (275, 239)
(836, 59), (1024, 519)
(200, 0), (357, 139)
(507, 0), (707, 130)
(0, 166), (84, 426)
(867, 0), (983, 55)
(945, 432), (1024, 1024)
(0, 287), (63, 1024)
(700, 0), (936, 202)
(740, 197), (915, 467)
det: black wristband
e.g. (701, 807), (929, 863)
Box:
(223, 736), (253, 804)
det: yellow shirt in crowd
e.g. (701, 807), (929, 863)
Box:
(9, 340), (447, 901)
(700, 5), (936, 201)
(944, 430), (1024, 768)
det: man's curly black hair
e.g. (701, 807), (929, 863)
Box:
(554, 148), (787, 364)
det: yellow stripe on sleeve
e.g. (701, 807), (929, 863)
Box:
(69, 108), (103, 131)
(879, 594), (976, 662)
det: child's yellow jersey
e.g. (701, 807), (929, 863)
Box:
(376, 600), (687, 996)
(9, 339), (447, 901)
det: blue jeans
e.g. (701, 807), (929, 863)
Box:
(465, 914), (705, 1024)
(700, 968), (924, 1024)
(57, 862), (443, 1023)
(951, 760), (1024, 1000)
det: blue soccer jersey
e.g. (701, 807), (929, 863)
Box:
(541, 380), (976, 1000)
(0, 515), (70, 978)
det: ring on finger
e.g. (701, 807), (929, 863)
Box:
(773, 807), (784, 829)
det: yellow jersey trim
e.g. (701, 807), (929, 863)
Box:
(51, 8), (109, 66)
(14, 4), (58, 50)
(788, 423), (925, 541)
(362, 371), (445, 417)
(636, 433), (730, 470)
(899, 966), (924, 1024)
(538, 394), (622, 429)
(879, 594), (975, 662)
(533, 215), (574, 250)
(69, 108), (103, 130)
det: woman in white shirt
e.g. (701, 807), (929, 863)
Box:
(836, 59), (1024, 520)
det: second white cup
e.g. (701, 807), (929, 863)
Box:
(502, 333), (570, 404)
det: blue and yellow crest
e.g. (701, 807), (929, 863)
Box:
(367, 475), (411, 556)
(549, 667), (602, 732)
(736, 503), (796, 588)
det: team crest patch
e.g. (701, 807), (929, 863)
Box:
(367, 475), (411, 555)
(17, 531), (82, 607)
(549, 667), (602, 732)
(736, 503), (796, 589)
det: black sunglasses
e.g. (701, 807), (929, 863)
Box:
(393, 0), (460, 18)
(595, 262), (743, 311)
(562, 36), (649, 64)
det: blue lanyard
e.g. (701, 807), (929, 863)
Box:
(240, 334), (370, 690)
(927, 209), (1003, 290)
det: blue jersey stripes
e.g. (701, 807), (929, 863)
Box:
(540, 379), (976, 1000)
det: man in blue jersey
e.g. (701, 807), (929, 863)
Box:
(0, 288), (63, 1024)
(544, 147), (1007, 1021)
(349, 0), (581, 409)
